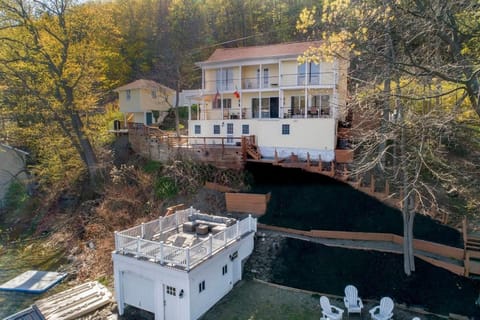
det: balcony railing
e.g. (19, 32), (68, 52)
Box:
(114, 207), (257, 271)
(204, 72), (336, 92)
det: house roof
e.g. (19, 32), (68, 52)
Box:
(198, 41), (323, 66)
(114, 79), (174, 93)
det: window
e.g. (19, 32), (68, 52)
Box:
(312, 95), (330, 116)
(309, 63), (320, 85)
(282, 124), (290, 135)
(263, 68), (269, 87)
(216, 68), (234, 91)
(166, 286), (176, 296)
(222, 264), (228, 275)
(227, 123), (234, 143)
(126, 90), (131, 100)
(199, 280), (205, 293)
(298, 63), (320, 85)
(227, 123), (234, 135)
(213, 124), (220, 134)
(151, 90), (157, 98)
(194, 125), (201, 134)
(252, 98), (270, 118)
(242, 124), (249, 135)
(291, 96), (305, 116)
(213, 98), (232, 109)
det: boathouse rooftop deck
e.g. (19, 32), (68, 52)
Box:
(114, 207), (257, 271)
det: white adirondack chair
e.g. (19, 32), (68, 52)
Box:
(320, 296), (344, 320)
(369, 297), (394, 320)
(343, 285), (363, 316)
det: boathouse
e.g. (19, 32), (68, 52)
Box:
(112, 207), (257, 320)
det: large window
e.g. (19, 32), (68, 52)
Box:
(312, 95), (330, 116)
(216, 68), (234, 91)
(298, 63), (320, 85)
(291, 96), (305, 116)
(213, 124), (220, 134)
(252, 98), (270, 118)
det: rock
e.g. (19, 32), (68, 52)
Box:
(88, 241), (96, 250)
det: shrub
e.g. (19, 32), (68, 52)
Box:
(154, 176), (178, 199)
(4, 181), (29, 211)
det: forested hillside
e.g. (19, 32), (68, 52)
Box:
(0, 0), (478, 240)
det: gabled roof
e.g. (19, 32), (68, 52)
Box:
(198, 41), (322, 66)
(114, 79), (174, 92)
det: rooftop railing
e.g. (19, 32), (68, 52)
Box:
(114, 207), (257, 271)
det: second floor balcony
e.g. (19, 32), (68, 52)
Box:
(204, 72), (336, 93)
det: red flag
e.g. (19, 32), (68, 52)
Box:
(234, 90), (240, 99)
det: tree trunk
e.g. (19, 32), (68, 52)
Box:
(70, 111), (98, 182)
(174, 67), (181, 138)
(402, 193), (416, 275)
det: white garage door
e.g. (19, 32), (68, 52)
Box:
(122, 271), (155, 313)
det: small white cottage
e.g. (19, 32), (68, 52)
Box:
(112, 207), (257, 320)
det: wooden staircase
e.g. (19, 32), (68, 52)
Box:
(242, 136), (262, 160)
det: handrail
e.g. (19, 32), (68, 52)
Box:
(114, 210), (257, 271)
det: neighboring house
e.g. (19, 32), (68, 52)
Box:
(188, 41), (350, 163)
(114, 79), (176, 126)
(112, 207), (257, 320)
(0, 144), (28, 206)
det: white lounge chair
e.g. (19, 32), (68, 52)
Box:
(320, 296), (344, 320)
(343, 285), (363, 316)
(369, 297), (394, 320)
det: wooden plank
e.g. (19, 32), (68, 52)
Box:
(36, 281), (112, 320)
(416, 255), (464, 276)
(413, 239), (464, 260)
(225, 192), (270, 215)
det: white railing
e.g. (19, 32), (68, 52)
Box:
(114, 209), (257, 271)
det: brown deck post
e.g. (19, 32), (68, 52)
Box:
(274, 149), (278, 164)
(465, 251), (470, 277)
(306, 152), (311, 168)
(330, 161), (335, 176)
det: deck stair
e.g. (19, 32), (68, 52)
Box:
(242, 136), (262, 160)
(465, 230), (480, 277)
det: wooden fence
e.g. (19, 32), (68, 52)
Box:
(259, 223), (467, 276)
(225, 192), (271, 215)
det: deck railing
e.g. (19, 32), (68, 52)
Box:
(114, 208), (257, 271)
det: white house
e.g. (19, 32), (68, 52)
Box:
(112, 207), (257, 320)
(188, 41), (351, 163)
(114, 79), (176, 127)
